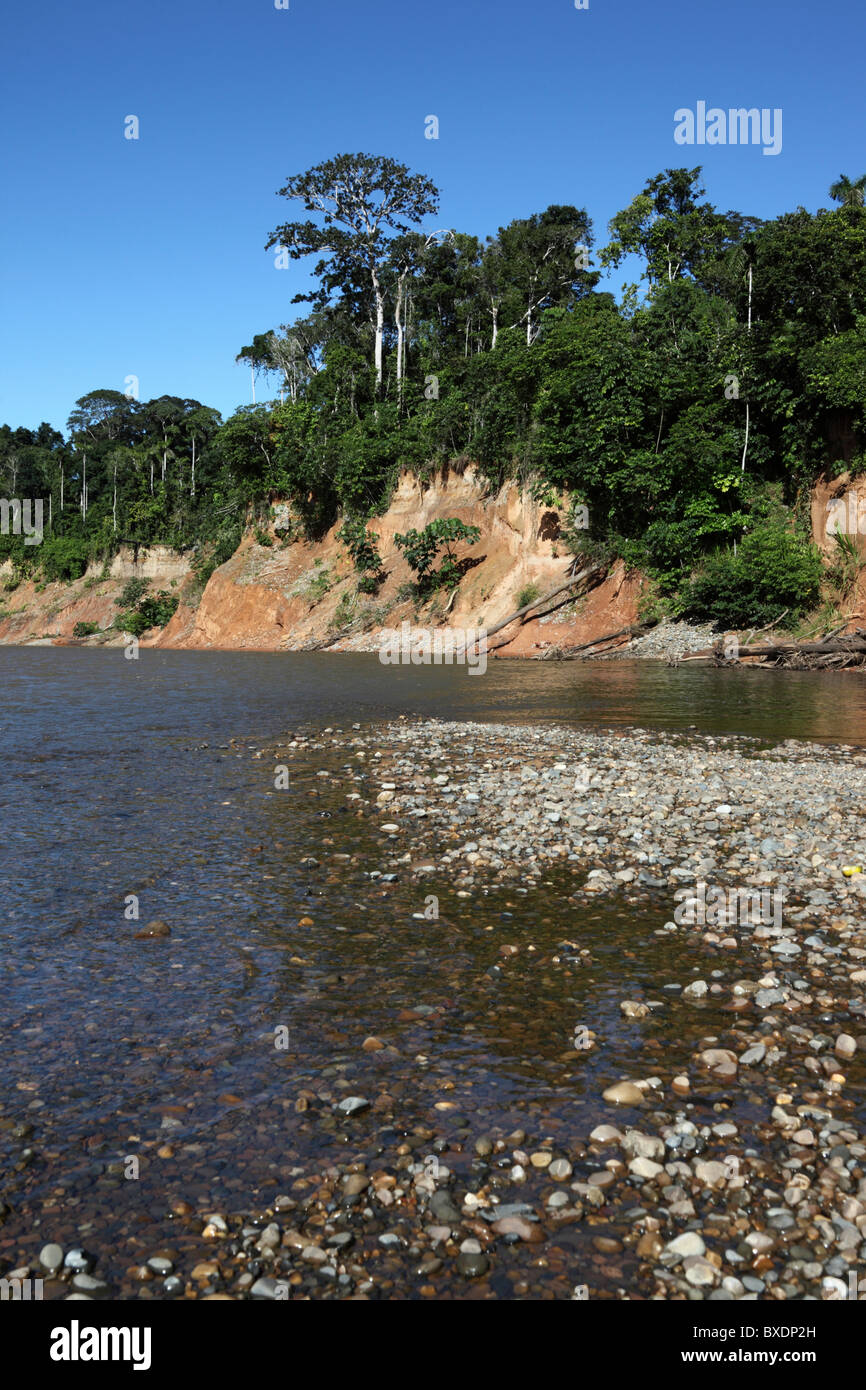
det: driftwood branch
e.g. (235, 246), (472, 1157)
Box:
(682, 625), (866, 670)
(541, 619), (657, 659)
(743, 610), (789, 643)
(455, 564), (605, 656)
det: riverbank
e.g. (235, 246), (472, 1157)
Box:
(211, 716), (866, 1300)
(4, 465), (866, 657)
(6, 712), (863, 1301)
(227, 717), (866, 1300)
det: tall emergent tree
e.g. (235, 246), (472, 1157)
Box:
(266, 153), (440, 392)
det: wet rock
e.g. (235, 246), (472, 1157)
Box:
(336, 1097), (370, 1116)
(71, 1274), (110, 1296)
(602, 1082), (644, 1105)
(429, 1190), (461, 1224)
(665, 1232), (706, 1259)
(698, 1048), (738, 1079)
(251, 1277), (286, 1299)
(623, 1131), (665, 1162)
(63, 1249), (94, 1273)
(134, 919), (171, 939)
(683, 980), (708, 1000)
(620, 1001), (650, 1018)
(457, 1250), (489, 1278)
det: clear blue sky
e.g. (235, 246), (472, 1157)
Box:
(1, 0), (862, 435)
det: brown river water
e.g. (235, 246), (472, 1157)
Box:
(1, 649), (865, 1300)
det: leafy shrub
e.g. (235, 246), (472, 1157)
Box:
(680, 523), (823, 628)
(115, 588), (179, 635)
(138, 590), (179, 628)
(72, 620), (99, 638)
(825, 528), (865, 599)
(338, 516), (383, 581)
(303, 566), (332, 603)
(394, 518), (481, 590)
(115, 577), (150, 609)
(329, 590), (357, 631)
(253, 527), (274, 547)
(192, 525), (242, 588)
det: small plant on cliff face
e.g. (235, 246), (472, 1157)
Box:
(337, 516), (383, 585)
(300, 565), (332, 604)
(72, 620), (99, 638)
(394, 518), (481, 592)
(116, 577), (150, 610)
(253, 526), (274, 547)
(516, 582), (540, 609)
(192, 525), (243, 590)
(329, 589), (357, 632)
(825, 528), (865, 601)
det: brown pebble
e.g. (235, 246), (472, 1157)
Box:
(134, 919), (171, 939)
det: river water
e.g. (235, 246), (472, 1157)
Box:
(1, 649), (864, 1299)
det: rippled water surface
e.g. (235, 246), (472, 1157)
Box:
(1, 650), (864, 1296)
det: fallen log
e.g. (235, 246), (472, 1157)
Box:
(731, 637), (866, 657)
(681, 629), (866, 669)
(543, 619), (658, 659)
(454, 564), (605, 656)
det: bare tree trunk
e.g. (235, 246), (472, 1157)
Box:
(395, 273), (406, 407)
(741, 263), (753, 474)
(371, 267), (385, 389)
(740, 401), (751, 473)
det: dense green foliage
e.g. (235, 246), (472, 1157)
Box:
(680, 521), (824, 628)
(3, 154), (864, 627)
(0, 394), (236, 583)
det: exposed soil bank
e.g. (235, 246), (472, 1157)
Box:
(0, 546), (191, 646)
(4, 466), (866, 655)
(154, 466), (647, 655)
